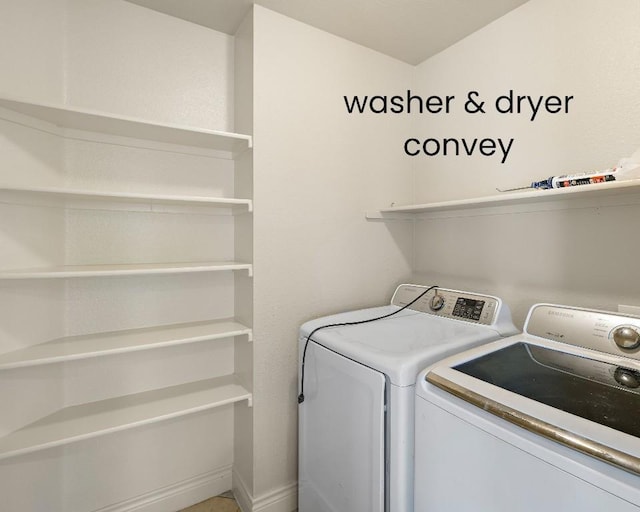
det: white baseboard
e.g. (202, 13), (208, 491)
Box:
(232, 469), (253, 512)
(232, 471), (297, 512)
(253, 482), (297, 512)
(93, 465), (232, 512)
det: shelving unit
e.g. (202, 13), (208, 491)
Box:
(0, 375), (252, 460)
(0, 261), (253, 279)
(0, 96), (252, 153)
(0, 319), (252, 370)
(366, 179), (640, 218)
(0, 89), (254, 497)
(0, 186), (252, 212)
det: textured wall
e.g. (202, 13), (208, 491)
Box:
(64, 0), (234, 131)
(252, 5), (414, 500)
(412, 0), (640, 325)
(0, 0), (65, 102)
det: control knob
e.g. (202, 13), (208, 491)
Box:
(614, 367), (640, 389)
(612, 325), (640, 350)
(430, 294), (445, 312)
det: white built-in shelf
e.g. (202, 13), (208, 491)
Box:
(0, 261), (253, 280)
(0, 185), (252, 212)
(366, 179), (640, 218)
(0, 96), (252, 153)
(0, 319), (252, 370)
(0, 375), (252, 460)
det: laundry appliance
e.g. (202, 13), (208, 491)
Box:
(297, 284), (516, 512)
(415, 303), (640, 511)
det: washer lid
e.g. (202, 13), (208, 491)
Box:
(456, 342), (640, 439)
(421, 335), (640, 476)
(301, 305), (504, 386)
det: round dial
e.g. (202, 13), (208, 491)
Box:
(614, 367), (640, 388)
(612, 325), (640, 350)
(430, 294), (445, 312)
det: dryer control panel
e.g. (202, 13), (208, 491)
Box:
(391, 285), (500, 326)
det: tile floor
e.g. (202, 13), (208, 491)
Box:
(180, 491), (240, 512)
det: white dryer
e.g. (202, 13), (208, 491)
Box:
(415, 303), (640, 511)
(297, 284), (516, 512)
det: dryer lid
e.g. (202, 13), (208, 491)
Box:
(301, 305), (505, 386)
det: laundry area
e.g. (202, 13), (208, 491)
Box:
(0, 1), (639, 511)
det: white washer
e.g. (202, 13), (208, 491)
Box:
(298, 284), (516, 512)
(415, 303), (640, 511)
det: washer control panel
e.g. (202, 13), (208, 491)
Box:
(526, 304), (640, 360)
(391, 285), (499, 326)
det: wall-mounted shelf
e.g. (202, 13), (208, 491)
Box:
(0, 186), (252, 213)
(0, 375), (252, 460)
(0, 23), (256, 505)
(366, 179), (640, 219)
(0, 96), (252, 153)
(0, 261), (253, 280)
(0, 319), (252, 370)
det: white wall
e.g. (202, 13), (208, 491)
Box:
(64, 0), (234, 131)
(412, 0), (640, 325)
(232, 9), (255, 505)
(251, 5), (414, 503)
(0, 0), (65, 103)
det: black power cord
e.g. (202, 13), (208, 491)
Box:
(298, 284), (438, 404)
